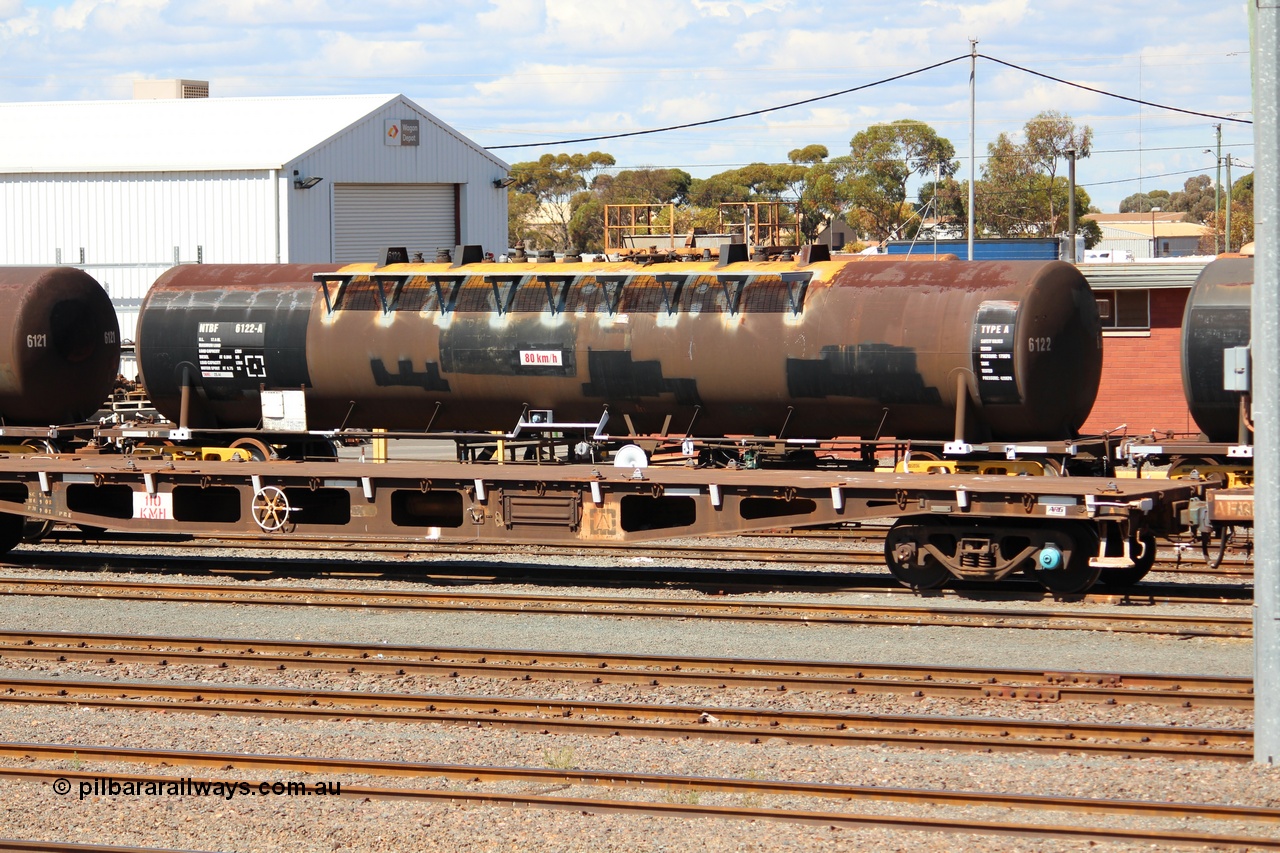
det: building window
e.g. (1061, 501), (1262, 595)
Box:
(1094, 289), (1150, 330)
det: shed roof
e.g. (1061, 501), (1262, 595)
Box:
(0, 94), (506, 173)
(1079, 259), (1210, 290)
(1086, 212), (1190, 224)
(1100, 222), (1210, 239)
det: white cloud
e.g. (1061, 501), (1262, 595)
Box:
(51, 0), (168, 33)
(0, 1), (38, 36)
(542, 0), (700, 50)
(691, 0), (791, 17)
(923, 0), (1030, 40)
(0, 0), (1252, 214)
(475, 0), (544, 32)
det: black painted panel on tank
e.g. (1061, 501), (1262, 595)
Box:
(1185, 308), (1250, 404)
(438, 317), (577, 377)
(785, 345), (941, 404)
(371, 359), (451, 391)
(971, 301), (1020, 405)
(440, 338), (577, 377)
(582, 351), (701, 405)
(144, 292), (312, 392)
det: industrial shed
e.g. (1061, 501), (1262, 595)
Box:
(0, 93), (510, 349)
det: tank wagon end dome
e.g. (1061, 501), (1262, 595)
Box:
(0, 266), (121, 425)
(1181, 256), (1254, 442)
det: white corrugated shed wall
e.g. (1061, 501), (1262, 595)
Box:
(0, 169), (277, 344)
(283, 96), (508, 262)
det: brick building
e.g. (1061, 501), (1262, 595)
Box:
(1078, 260), (1209, 438)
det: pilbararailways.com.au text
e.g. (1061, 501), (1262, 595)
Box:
(54, 777), (342, 800)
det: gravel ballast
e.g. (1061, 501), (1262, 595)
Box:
(0, 550), (1269, 851)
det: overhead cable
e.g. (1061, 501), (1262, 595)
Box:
(979, 54), (1252, 125)
(485, 52), (1250, 152)
(485, 55), (969, 150)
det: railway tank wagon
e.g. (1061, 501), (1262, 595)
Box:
(1181, 256), (1254, 443)
(0, 265), (121, 550)
(0, 267), (121, 426)
(136, 253), (1103, 449)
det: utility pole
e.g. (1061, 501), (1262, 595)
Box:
(1252, 0), (1279, 766)
(1215, 124), (1223, 253)
(1066, 148), (1077, 262)
(968, 39), (977, 262)
(1225, 153), (1234, 252)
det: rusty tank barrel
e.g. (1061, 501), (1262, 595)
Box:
(1181, 256), (1253, 442)
(0, 267), (120, 425)
(136, 257), (1102, 441)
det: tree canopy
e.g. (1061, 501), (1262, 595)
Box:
(500, 111), (1183, 255)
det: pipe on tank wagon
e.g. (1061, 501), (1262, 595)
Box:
(0, 267), (121, 425)
(136, 257), (1102, 442)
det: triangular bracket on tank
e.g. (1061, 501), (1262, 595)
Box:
(379, 247), (410, 266)
(716, 243), (749, 267)
(798, 244), (831, 266)
(452, 245), (486, 267)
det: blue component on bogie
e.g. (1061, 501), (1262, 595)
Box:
(1037, 545), (1063, 571)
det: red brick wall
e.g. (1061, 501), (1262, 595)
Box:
(1081, 288), (1194, 438)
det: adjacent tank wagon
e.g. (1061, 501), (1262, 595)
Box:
(136, 254), (1103, 443)
(1181, 256), (1253, 443)
(0, 266), (120, 426)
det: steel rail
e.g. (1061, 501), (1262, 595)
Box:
(3, 552), (1254, 607)
(0, 743), (1267, 817)
(0, 677), (1251, 756)
(41, 528), (1261, 573)
(0, 842), (204, 853)
(0, 577), (1253, 637)
(2, 760), (1278, 848)
(0, 631), (1253, 706)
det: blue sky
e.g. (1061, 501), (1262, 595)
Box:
(0, 0), (1253, 212)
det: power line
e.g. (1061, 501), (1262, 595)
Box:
(485, 55), (970, 151)
(978, 54), (1253, 125)
(487, 52), (1249, 153)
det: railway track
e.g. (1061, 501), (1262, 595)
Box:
(37, 526), (1258, 575)
(1, 749), (1278, 849)
(0, 576), (1253, 636)
(0, 675), (1250, 759)
(3, 549), (1255, 608)
(0, 630), (1253, 707)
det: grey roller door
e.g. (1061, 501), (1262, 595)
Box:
(333, 183), (456, 263)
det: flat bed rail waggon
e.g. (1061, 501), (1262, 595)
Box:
(0, 454), (1198, 594)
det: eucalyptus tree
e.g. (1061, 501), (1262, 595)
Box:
(846, 119), (958, 240)
(508, 151), (617, 250)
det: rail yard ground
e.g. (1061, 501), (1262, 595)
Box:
(0, 539), (1269, 852)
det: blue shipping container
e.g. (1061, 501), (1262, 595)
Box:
(886, 238), (1061, 260)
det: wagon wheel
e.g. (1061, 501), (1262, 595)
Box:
(1028, 523), (1101, 594)
(20, 439), (59, 455)
(230, 437), (273, 462)
(1096, 529), (1158, 588)
(251, 486), (292, 532)
(884, 519), (951, 591)
(20, 518), (55, 543)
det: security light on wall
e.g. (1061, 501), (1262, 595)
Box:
(293, 170), (323, 189)
(493, 176), (516, 188)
